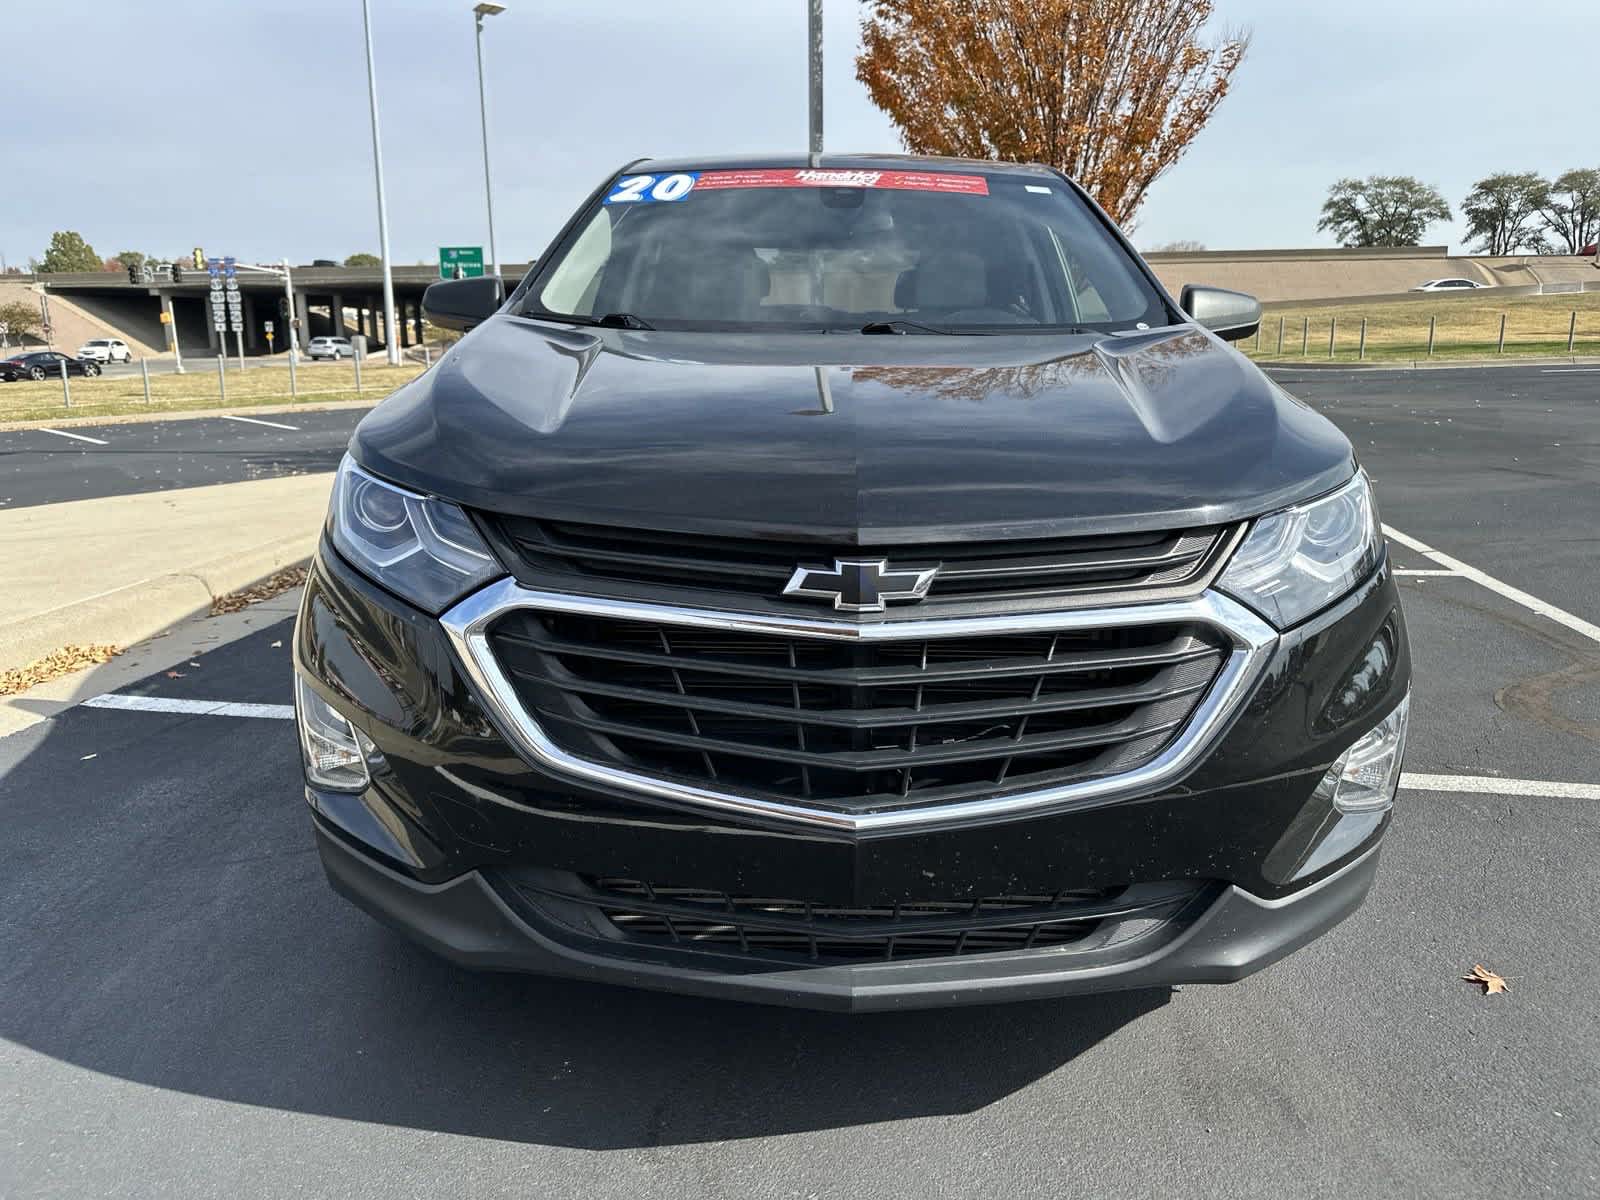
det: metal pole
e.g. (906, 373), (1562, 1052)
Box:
(282, 258), (299, 366)
(362, 0), (402, 367)
(141, 356), (151, 404)
(474, 8), (501, 293)
(1427, 316), (1436, 356)
(39, 289), (52, 349)
(235, 327), (246, 372)
(1328, 317), (1336, 358)
(808, 0), (824, 156)
(1359, 317), (1367, 361)
(59, 358), (70, 408)
(354, 350), (363, 394)
(1568, 310), (1577, 353)
(217, 349), (227, 402)
(424, 344), (432, 369)
(1301, 317), (1308, 356)
(1497, 313), (1506, 354)
(1277, 316), (1285, 355)
(161, 292), (184, 373)
(1254, 323), (1261, 351)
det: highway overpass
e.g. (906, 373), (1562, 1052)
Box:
(15, 264), (532, 358)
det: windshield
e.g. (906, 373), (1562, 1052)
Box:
(525, 167), (1173, 333)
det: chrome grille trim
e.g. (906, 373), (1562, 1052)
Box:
(439, 579), (1278, 835)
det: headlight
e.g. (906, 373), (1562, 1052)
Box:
(1218, 471), (1381, 628)
(329, 455), (501, 612)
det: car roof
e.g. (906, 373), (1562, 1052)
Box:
(628, 152), (1062, 179)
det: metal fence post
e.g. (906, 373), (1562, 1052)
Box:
(1359, 317), (1368, 361)
(1569, 310), (1578, 354)
(141, 357), (151, 404)
(1328, 317), (1337, 359)
(1427, 316), (1436, 357)
(424, 345), (432, 369)
(217, 352), (227, 402)
(1301, 317), (1309, 356)
(59, 359), (71, 408)
(1497, 313), (1506, 354)
(1277, 316), (1285, 356)
(354, 352), (363, 394)
(288, 347), (298, 401)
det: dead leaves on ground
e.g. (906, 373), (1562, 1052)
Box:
(0, 644), (122, 696)
(210, 565), (309, 616)
(1463, 964), (1510, 996)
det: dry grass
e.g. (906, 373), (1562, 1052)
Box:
(0, 644), (122, 696)
(210, 565), (309, 616)
(1245, 291), (1600, 363)
(0, 361), (425, 423)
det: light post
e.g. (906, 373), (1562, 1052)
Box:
(808, 0), (823, 156)
(360, 0), (402, 366)
(473, 2), (506, 295)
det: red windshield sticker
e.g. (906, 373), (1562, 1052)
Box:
(693, 169), (989, 196)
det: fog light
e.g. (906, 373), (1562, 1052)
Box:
(295, 675), (371, 792)
(1327, 693), (1409, 814)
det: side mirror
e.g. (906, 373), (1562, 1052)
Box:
(1180, 285), (1262, 342)
(422, 275), (503, 332)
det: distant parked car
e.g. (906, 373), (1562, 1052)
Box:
(306, 336), (354, 360)
(76, 338), (132, 363)
(1581, 243), (1597, 258)
(0, 351), (102, 381)
(1411, 278), (1488, 292)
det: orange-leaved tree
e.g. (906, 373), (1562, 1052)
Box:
(855, 0), (1248, 226)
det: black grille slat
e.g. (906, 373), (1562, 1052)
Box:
(488, 515), (1236, 607)
(504, 874), (1212, 966)
(487, 608), (1228, 813)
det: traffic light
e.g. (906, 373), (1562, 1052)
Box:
(127, 262), (141, 285)
(170, 262), (185, 284)
(192, 247), (205, 270)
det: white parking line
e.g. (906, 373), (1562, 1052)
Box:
(37, 427), (108, 445)
(1540, 368), (1600, 374)
(83, 694), (294, 719)
(1401, 773), (1600, 800)
(1384, 524), (1600, 645)
(1393, 568), (1458, 577)
(221, 414), (300, 431)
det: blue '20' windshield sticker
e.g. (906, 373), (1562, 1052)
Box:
(604, 173), (701, 204)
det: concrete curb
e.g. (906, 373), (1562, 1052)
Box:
(0, 535), (311, 675)
(0, 398), (377, 434)
(1254, 354), (1600, 372)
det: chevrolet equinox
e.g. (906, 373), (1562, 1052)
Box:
(293, 155), (1411, 1011)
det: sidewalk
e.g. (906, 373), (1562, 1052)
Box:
(0, 473), (333, 674)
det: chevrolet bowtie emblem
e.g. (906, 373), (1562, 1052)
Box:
(781, 558), (940, 612)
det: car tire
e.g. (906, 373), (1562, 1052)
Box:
(83, 363), (101, 377)
(28, 366), (46, 380)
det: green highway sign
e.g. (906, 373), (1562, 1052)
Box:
(438, 246), (486, 279)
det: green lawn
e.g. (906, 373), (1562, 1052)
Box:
(0, 362), (424, 424)
(1244, 291), (1600, 363)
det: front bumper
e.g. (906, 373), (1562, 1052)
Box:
(314, 815), (1382, 1011)
(295, 539), (1410, 1009)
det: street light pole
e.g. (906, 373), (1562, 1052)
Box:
(473, 2), (506, 295)
(808, 0), (823, 157)
(281, 258), (299, 366)
(360, 0), (402, 366)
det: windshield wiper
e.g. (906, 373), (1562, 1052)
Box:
(858, 319), (955, 335)
(522, 308), (655, 330)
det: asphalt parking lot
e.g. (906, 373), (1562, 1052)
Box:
(1, 363), (1597, 1198)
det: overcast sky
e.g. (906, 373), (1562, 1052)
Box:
(6, 0), (1593, 269)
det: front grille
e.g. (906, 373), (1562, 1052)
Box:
(498, 872), (1213, 966)
(486, 609), (1229, 813)
(485, 515), (1236, 608)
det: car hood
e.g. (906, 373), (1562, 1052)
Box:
(351, 316), (1354, 542)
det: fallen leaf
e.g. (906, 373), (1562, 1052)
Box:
(210, 565), (309, 616)
(165, 671), (185, 679)
(1463, 964), (1509, 995)
(0, 644), (122, 696)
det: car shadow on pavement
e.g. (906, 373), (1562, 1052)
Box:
(0, 622), (1169, 1151)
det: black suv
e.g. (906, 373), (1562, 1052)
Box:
(294, 156), (1410, 1011)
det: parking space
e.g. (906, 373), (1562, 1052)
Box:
(1, 363), (1597, 1196)
(0, 407), (363, 507)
